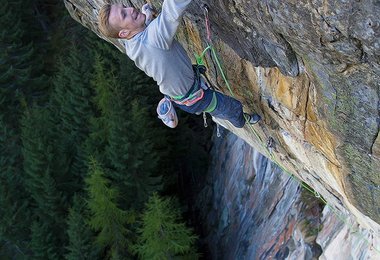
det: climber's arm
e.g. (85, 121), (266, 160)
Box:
(145, 0), (192, 49)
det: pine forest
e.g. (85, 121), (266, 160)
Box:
(0, 0), (211, 258)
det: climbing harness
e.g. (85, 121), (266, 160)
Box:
(197, 6), (380, 254)
(171, 65), (209, 107)
(172, 88), (204, 107)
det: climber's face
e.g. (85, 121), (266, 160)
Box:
(109, 3), (146, 39)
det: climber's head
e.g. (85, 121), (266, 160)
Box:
(98, 3), (146, 39)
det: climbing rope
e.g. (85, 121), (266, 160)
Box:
(197, 6), (380, 255)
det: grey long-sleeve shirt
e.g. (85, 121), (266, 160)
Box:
(123, 0), (193, 98)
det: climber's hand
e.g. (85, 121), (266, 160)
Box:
(141, 3), (154, 25)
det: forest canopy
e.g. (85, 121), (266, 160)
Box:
(0, 0), (211, 258)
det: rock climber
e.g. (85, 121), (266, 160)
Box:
(98, 0), (261, 128)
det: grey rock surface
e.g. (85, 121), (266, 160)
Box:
(197, 130), (378, 259)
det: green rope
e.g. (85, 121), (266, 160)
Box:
(198, 43), (380, 255)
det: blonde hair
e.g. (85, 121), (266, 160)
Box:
(98, 4), (120, 38)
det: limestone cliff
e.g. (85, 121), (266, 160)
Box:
(64, 0), (380, 256)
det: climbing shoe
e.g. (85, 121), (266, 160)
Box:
(244, 113), (261, 124)
(157, 97), (178, 128)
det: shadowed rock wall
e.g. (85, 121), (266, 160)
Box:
(198, 129), (378, 259)
(64, 0), (380, 255)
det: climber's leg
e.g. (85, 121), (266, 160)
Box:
(174, 88), (260, 128)
(208, 91), (246, 128)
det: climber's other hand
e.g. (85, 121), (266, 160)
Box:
(141, 3), (153, 25)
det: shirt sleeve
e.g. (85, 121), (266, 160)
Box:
(146, 0), (192, 49)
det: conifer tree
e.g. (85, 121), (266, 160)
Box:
(86, 160), (134, 258)
(51, 44), (93, 138)
(105, 92), (162, 209)
(0, 0), (48, 109)
(133, 194), (198, 259)
(49, 41), (95, 192)
(65, 194), (96, 260)
(0, 0), (32, 123)
(124, 99), (163, 200)
(21, 107), (65, 215)
(85, 53), (116, 164)
(21, 107), (66, 258)
(30, 220), (59, 260)
(0, 116), (31, 251)
(0, 0), (61, 255)
(89, 47), (163, 209)
(0, 0), (50, 245)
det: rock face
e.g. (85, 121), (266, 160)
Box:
(196, 129), (322, 259)
(197, 129), (378, 259)
(64, 0), (380, 256)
